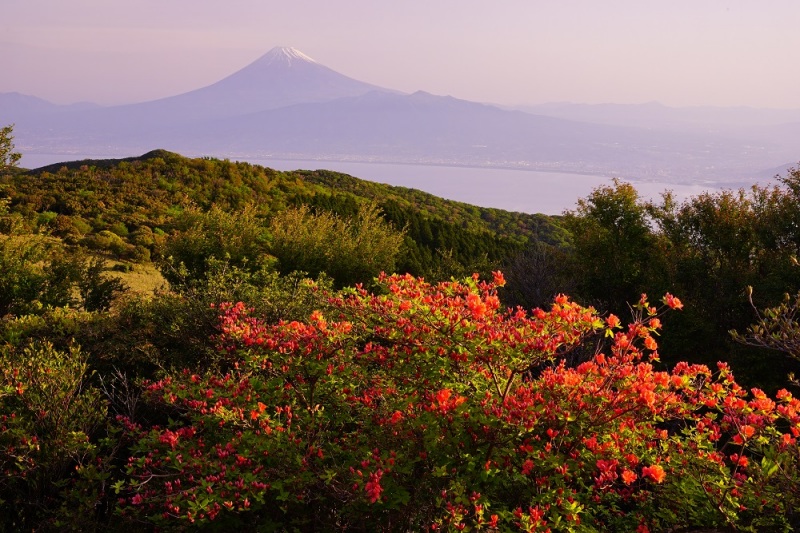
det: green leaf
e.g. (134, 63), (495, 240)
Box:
(761, 456), (779, 477)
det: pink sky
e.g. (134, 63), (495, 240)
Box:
(2, 0), (800, 108)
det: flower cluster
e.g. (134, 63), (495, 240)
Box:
(121, 274), (800, 531)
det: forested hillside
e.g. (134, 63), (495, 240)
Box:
(6, 150), (565, 278)
(3, 129), (800, 530)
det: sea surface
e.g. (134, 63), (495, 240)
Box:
(21, 152), (723, 215)
(249, 159), (721, 215)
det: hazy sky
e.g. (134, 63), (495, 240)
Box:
(3, 1), (800, 109)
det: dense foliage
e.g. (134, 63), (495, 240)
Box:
(551, 174), (800, 390)
(2, 126), (800, 530)
(2, 272), (800, 531)
(269, 203), (404, 287)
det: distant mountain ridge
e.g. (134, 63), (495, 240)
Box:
(516, 101), (800, 129)
(0, 92), (101, 121)
(3, 46), (799, 182)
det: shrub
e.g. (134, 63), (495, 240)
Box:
(108, 222), (129, 238)
(36, 211), (58, 228)
(159, 204), (271, 287)
(0, 342), (107, 529)
(269, 202), (404, 287)
(49, 215), (86, 244)
(78, 258), (127, 312)
(119, 274), (800, 531)
(0, 234), (84, 315)
(81, 230), (128, 256)
(106, 262), (331, 374)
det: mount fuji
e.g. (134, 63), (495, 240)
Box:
(2, 46), (797, 181)
(115, 46), (393, 121)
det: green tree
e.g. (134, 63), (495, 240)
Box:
(563, 180), (665, 312)
(0, 124), (21, 171)
(649, 179), (800, 387)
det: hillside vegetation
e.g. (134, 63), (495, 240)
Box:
(2, 132), (800, 530)
(9, 150), (565, 277)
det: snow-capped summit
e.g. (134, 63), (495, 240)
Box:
(257, 46), (318, 66)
